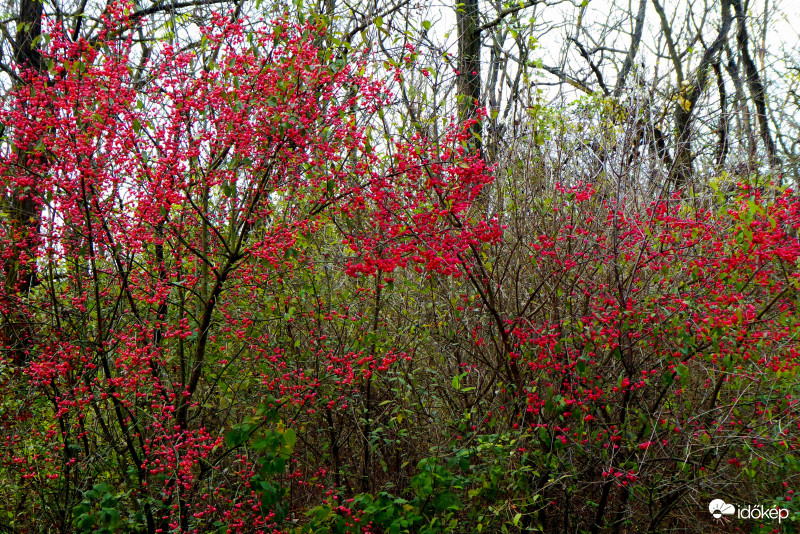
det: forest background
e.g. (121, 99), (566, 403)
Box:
(1, 0), (800, 532)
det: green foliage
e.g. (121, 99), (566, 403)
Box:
(72, 484), (124, 534)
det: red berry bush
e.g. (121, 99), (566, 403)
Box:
(1, 4), (799, 534)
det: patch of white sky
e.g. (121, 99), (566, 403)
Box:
(408, 0), (800, 108)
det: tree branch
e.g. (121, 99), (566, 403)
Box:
(480, 0), (541, 32)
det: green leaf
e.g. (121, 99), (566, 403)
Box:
(78, 514), (96, 530)
(661, 371), (675, 387)
(676, 364), (689, 383)
(538, 427), (550, 447)
(260, 456), (286, 475)
(283, 427), (297, 448)
(72, 502), (91, 518)
(100, 508), (121, 528)
(221, 181), (234, 197)
(225, 427), (250, 447)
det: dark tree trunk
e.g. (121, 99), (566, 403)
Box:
(457, 0), (482, 154)
(2, 0), (46, 366)
(671, 0), (732, 190)
(731, 0), (780, 168)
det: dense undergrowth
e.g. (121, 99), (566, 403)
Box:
(1, 6), (799, 534)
